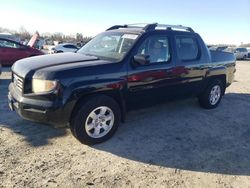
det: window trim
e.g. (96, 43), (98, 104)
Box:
(175, 35), (201, 62)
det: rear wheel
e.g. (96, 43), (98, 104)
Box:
(70, 95), (121, 145)
(198, 79), (224, 109)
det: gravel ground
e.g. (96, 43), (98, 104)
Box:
(0, 61), (250, 188)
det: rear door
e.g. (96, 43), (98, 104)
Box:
(174, 34), (208, 96)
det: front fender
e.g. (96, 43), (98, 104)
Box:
(60, 78), (127, 123)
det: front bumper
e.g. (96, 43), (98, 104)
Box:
(8, 83), (71, 126)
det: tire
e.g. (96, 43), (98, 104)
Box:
(198, 79), (224, 109)
(70, 95), (121, 145)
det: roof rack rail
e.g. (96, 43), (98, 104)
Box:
(106, 25), (128, 31)
(155, 24), (194, 32)
(106, 23), (194, 32)
(106, 23), (150, 31)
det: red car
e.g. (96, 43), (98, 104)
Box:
(0, 37), (44, 66)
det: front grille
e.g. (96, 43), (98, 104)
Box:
(13, 73), (24, 93)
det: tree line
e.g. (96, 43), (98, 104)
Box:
(1, 26), (249, 47)
(0, 26), (92, 44)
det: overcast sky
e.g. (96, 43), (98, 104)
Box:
(1, 0), (250, 45)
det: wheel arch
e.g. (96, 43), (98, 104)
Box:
(69, 90), (126, 124)
(203, 66), (227, 95)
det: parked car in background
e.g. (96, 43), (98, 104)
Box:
(49, 43), (79, 54)
(234, 47), (248, 60)
(208, 46), (229, 52)
(0, 38), (44, 66)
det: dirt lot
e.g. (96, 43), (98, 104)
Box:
(0, 61), (250, 188)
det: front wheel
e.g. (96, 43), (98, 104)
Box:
(198, 79), (224, 109)
(70, 95), (121, 145)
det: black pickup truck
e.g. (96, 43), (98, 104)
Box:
(8, 23), (236, 144)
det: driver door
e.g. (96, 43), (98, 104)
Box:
(126, 33), (179, 108)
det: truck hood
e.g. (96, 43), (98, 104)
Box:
(12, 52), (106, 78)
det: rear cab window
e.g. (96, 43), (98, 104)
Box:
(175, 35), (200, 62)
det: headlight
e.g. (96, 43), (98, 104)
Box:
(32, 79), (57, 93)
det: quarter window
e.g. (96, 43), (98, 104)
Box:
(176, 36), (199, 61)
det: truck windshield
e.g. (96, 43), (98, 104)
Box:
(78, 32), (139, 61)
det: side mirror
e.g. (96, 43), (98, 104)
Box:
(133, 54), (150, 66)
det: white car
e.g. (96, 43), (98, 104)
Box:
(49, 43), (78, 54)
(234, 48), (248, 60)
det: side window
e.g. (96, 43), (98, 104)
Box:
(0, 39), (20, 49)
(175, 36), (199, 61)
(136, 35), (171, 64)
